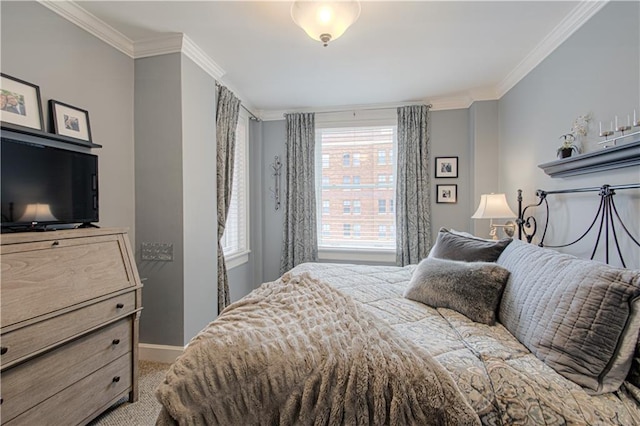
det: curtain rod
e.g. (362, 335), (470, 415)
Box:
(283, 103), (433, 117)
(216, 81), (261, 121)
(242, 104), (261, 121)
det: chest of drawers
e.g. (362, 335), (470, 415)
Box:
(1, 228), (142, 425)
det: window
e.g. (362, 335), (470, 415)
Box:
(378, 199), (386, 213)
(353, 200), (361, 214)
(389, 199), (394, 213)
(221, 109), (249, 268)
(316, 124), (397, 252)
(322, 154), (329, 168)
(322, 176), (329, 187)
(322, 224), (331, 237)
(378, 225), (387, 238)
(322, 200), (330, 214)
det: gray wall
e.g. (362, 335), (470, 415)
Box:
(135, 54), (219, 346)
(430, 109), (472, 235)
(469, 101), (500, 237)
(1, 1), (136, 242)
(180, 56), (218, 340)
(260, 120), (287, 282)
(499, 1), (640, 268)
(135, 54), (185, 346)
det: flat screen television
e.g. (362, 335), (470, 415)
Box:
(1, 138), (98, 230)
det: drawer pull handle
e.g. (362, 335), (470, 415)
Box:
(52, 240), (60, 246)
(0, 347), (7, 355)
(112, 376), (121, 383)
(116, 303), (125, 309)
(112, 339), (121, 345)
(1, 397), (3, 405)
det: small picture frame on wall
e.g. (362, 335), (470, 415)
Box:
(49, 100), (92, 142)
(1, 73), (44, 131)
(436, 184), (457, 204)
(435, 156), (458, 178)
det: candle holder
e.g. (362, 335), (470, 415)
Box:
(599, 130), (615, 148)
(616, 125), (632, 136)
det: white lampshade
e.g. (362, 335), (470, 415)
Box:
(291, 1), (361, 46)
(471, 193), (516, 219)
(18, 203), (58, 223)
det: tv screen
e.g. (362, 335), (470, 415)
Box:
(1, 138), (98, 229)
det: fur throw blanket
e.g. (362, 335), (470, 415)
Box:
(156, 273), (480, 425)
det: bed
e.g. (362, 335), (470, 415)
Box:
(155, 185), (640, 425)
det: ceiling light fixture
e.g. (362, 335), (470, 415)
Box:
(291, 1), (361, 47)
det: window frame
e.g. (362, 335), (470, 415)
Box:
(221, 108), (250, 269)
(314, 114), (397, 263)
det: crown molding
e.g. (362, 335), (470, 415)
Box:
(430, 96), (474, 111)
(38, 0), (134, 58)
(38, 1), (225, 81)
(181, 35), (225, 80)
(496, 0), (608, 98)
(133, 34), (183, 59)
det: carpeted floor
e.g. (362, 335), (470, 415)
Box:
(88, 360), (170, 426)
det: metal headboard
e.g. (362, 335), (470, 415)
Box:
(517, 183), (640, 267)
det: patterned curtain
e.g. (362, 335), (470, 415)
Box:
(280, 113), (318, 275)
(216, 84), (241, 314)
(396, 105), (432, 266)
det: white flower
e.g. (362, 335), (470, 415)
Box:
(570, 114), (591, 137)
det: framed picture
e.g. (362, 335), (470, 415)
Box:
(1, 73), (44, 131)
(49, 100), (92, 142)
(436, 184), (457, 204)
(435, 156), (458, 178)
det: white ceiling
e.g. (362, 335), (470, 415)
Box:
(67, 1), (599, 115)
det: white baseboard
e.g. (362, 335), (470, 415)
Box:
(139, 343), (184, 364)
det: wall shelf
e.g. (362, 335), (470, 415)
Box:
(538, 138), (640, 178)
(1, 123), (102, 149)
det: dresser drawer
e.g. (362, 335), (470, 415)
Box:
(1, 234), (136, 327)
(1, 291), (135, 366)
(1, 318), (132, 423)
(5, 353), (132, 426)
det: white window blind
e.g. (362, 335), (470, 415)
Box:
(316, 125), (397, 251)
(221, 109), (249, 261)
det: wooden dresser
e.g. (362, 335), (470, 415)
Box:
(0, 228), (142, 425)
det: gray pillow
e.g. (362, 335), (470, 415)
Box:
(498, 239), (640, 394)
(429, 228), (511, 262)
(404, 257), (510, 325)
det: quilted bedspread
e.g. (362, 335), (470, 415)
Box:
(155, 271), (480, 425)
(290, 263), (640, 425)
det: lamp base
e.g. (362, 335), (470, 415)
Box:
(503, 220), (516, 237)
(489, 220), (516, 239)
